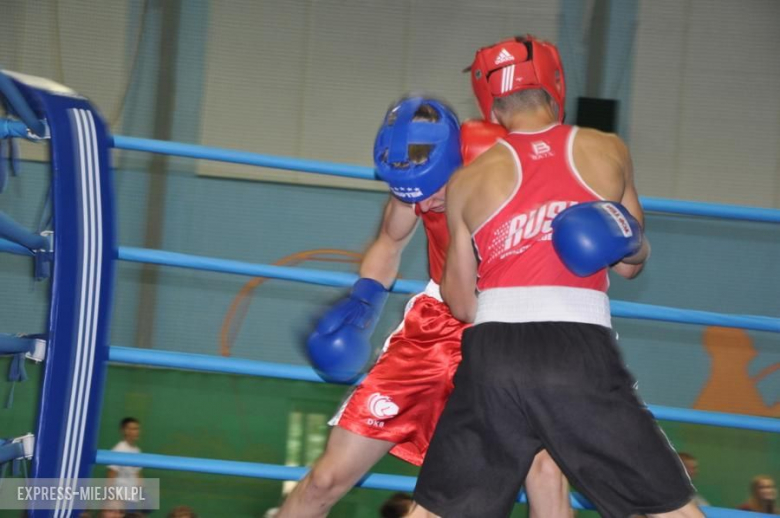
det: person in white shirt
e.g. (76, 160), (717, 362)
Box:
(107, 417), (144, 512)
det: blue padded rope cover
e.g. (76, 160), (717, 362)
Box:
(8, 74), (116, 518)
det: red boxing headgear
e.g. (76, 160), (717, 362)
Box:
(470, 35), (566, 122)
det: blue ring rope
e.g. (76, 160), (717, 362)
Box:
(94, 451), (544, 506)
(1, 239), (777, 333)
(109, 346), (323, 383)
(0, 118), (33, 139)
(112, 135), (374, 180)
(0, 238), (32, 255)
(93, 451), (769, 516)
(117, 246), (780, 333)
(108, 346), (780, 433)
(0, 212), (48, 251)
(111, 135), (780, 224)
(0, 72), (46, 137)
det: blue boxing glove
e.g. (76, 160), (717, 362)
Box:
(552, 201), (643, 277)
(307, 278), (389, 383)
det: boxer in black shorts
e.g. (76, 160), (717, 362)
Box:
(407, 36), (700, 518)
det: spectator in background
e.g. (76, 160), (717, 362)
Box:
(739, 475), (778, 514)
(167, 505), (198, 518)
(98, 500), (125, 518)
(678, 452), (710, 506)
(107, 417), (145, 513)
(379, 492), (413, 518)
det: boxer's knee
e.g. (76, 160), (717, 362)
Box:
(306, 461), (351, 497)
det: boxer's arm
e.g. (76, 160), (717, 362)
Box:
(441, 173), (478, 323)
(310, 196), (414, 382)
(359, 195), (419, 287)
(611, 140), (650, 279)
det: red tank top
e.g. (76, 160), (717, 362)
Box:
(415, 206), (448, 284)
(472, 124), (608, 292)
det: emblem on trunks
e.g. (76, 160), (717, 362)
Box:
(367, 392), (399, 419)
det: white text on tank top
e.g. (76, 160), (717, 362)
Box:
(472, 124), (608, 292)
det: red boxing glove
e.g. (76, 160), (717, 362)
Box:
(460, 120), (508, 165)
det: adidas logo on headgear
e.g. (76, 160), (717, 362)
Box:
(494, 48), (515, 65)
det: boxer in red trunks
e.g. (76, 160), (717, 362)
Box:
(278, 97), (570, 518)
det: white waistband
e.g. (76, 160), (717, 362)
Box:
(403, 280), (443, 315)
(474, 286), (611, 328)
(423, 280), (442, 301)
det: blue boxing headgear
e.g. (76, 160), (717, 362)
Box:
(374, 97), (462, 203)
